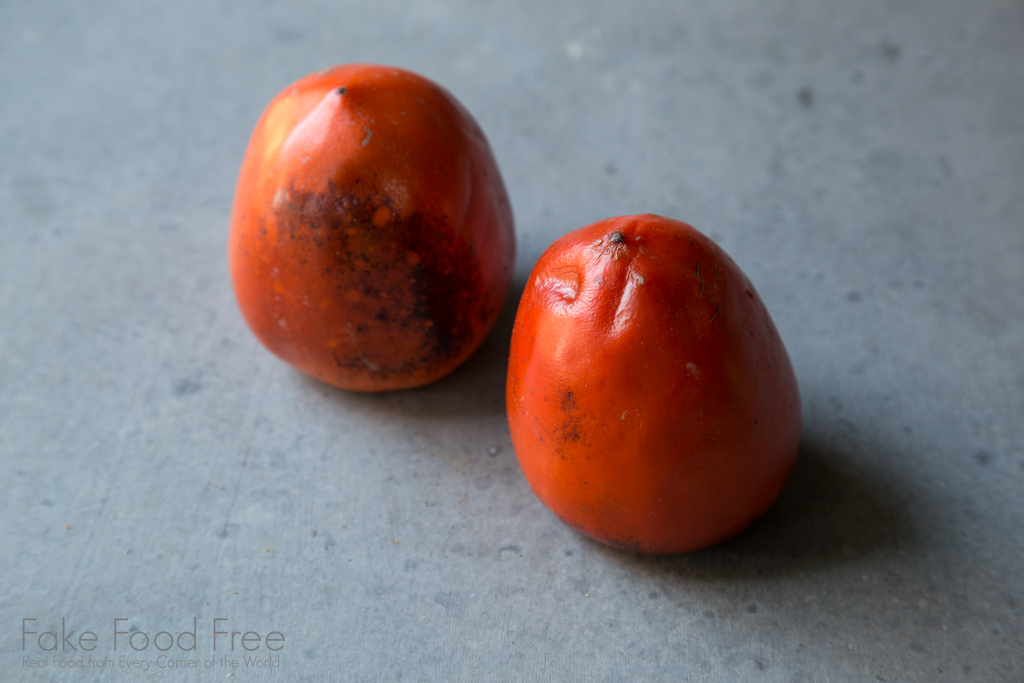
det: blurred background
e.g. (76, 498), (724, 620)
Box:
(1, 1), (1022, 680)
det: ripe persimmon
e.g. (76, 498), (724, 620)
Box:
(229, 64), (514, 391)
(507, 214), (801, 554)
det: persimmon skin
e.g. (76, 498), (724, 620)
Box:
(229, 64), (514, 391)
(507, 214), (801, 554)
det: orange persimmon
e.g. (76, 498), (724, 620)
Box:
(229, 64), (514, 391)
(507, 214), (801, 554)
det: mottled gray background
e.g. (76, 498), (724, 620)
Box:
(2, 1), (1022, 681)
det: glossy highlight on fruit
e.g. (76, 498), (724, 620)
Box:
(229, 64), (515, 391)
(507, 214), (801, 554)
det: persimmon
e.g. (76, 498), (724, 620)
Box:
(507, 214), (801, 554)
(229, 64), (514, 391)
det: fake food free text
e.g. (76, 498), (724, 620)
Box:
(21, 618), (285, 652)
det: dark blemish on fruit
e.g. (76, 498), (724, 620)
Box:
(554, 388), (583, 453)
(274, 180), (487, 378)
(336, 87), (347, 95)
(607, 231), (624, 244)
(595, 530), (646, 554)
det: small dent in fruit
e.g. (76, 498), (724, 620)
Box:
(548, 266), (581, 302)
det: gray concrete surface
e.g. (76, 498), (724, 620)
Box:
(2, 1), (1022, 681)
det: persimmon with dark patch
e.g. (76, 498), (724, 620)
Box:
(229, 64), (514, 391)
(507, 214), (801, 554)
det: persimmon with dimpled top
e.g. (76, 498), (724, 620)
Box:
(507, 214), (801, 554)
(229, 64), (515, 391)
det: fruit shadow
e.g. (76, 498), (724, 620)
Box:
(300, 276), (918, 581)
(591, 423), (920, 580)
(298, 275), (527, 421)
